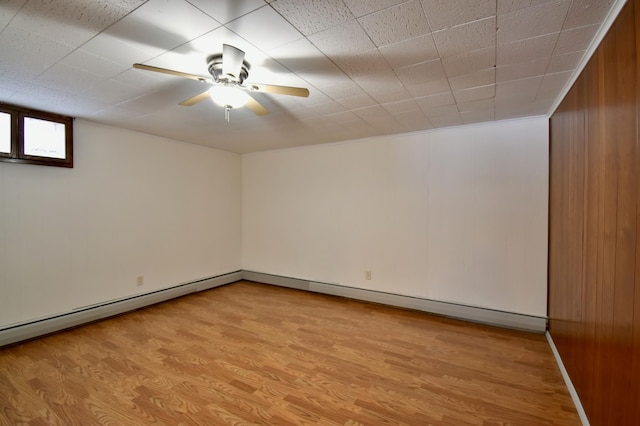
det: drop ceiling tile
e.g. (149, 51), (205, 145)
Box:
(62, 50), (129, 79)
(267, 38), (328, 73)
(358, 0), (431, 47)
(495, 101), (534, 119)
(308, 100), (347, 115)
(105, 0), (220, 55)
(0, 0), (25, 32)
(308, 20), (376, 57)
(390, 110), (431, 131)
(114, 68), (174, 92)
(461, 108), (495, 124)
(187, 0), (266, 24)
(547, 51), (585, 73)
(9, 8), (96, 48)
(453, 84), (495, 103)
(564, 0), (616, 29)
(19, 0), (145, 45)
(396, 59), (445, 86)
(314, 78), (366, 101)
(553, 24), (599, 55)
(352, 105), (400, 129)
(117, 81), (204, 113)
(335, 93), (378, 109)
(422, 0), (495, 31)
(226, 5), (303, 51)
(497, 0), (570, 43)
(81, 33), (159, 67)
(34, 62), (106, 95)
(324, 110), (365, 126)
(497, 0), (558, 14)
(495, 75), (542, 102)
(415, 91), (455, 111)
(423, 105), (462, 127)
(354, 70), (411, 103)
(381, 99), (423, 115)
(0, 76), (30, 99)
(332, 49), (391, 78)
(343, 0), (406, 18)
(87, 78), (153, 104)
(457, 98), (495, 113)
(496, 57), (549, 82)
(432, 17), (496, 58)
(270, 0), (354, 36)
(379, 34), (439, 69)
(537, 70), (572, 96)
(0, 26), (74, 81)
(441, 47), (496, 76)
(9, 85), (110, 117)
(497, 33), (558, 65)
(404, 77), (452, 97)
(448, 68), (495, 91)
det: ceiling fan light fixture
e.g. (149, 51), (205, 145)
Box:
(208, 85), (250, 109)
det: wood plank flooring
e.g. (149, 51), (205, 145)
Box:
(0, 281), (579, 425)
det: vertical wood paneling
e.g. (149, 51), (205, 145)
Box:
(548, 0), (640, 424)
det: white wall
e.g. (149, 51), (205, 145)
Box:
(242, 117), (549, 317)
(0, 120), (241, 328)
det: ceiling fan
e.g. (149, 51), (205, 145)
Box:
(133, 44), (310, 122)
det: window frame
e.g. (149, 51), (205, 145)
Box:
(0, 103), (73, 168)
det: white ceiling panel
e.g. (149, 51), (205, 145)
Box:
(497, 33), (558, 65)
(308, 19), (376, 56)
(422, 0), (495, 31)
(497, 0), (570, 43)
(0, 0), (624, 153)
(547, 51), (585, 73)
(564, 0), (616, 29)
(225, 5), (302, 51)
(415, 92), (456, 111)
(433, 17), (496, 58)
(186, 0), (266, 24)
(396, 59), (446, 86)
(448, 68), (495, 91)
(105, 0), (221, 55)
(453, 84), (496, 104)
(343, 0), (406, 18)
(496, 57), (549, 82)
(358, 0), (431, 47)
(0, 1), (27, 32)
(379, 34), (439, 69)
(497, 0), (558, 14)
(553, 24), (599, 55)
(270, 0), (354, 36)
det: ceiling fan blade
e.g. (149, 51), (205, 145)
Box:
(179, 91), (210, 106)
(222, 44), (245, 80)
(133, 63), (212, 83)
(248, 83), (309, 97)
(245, 95), (269, 116)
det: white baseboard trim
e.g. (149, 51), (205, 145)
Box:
(0, 271), (242, 347)
(242, 271), (547, 333)
(545, 331), (590, 425)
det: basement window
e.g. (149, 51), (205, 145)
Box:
(0, 103), (73, 168)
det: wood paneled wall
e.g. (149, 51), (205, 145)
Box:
(548, 0), (640, 424)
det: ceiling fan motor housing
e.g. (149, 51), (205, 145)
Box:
(207, 54), (250, 84)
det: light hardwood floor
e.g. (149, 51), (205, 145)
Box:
(0, 281), (579, 425)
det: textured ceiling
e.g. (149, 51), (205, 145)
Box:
(0, 0), (619, 153)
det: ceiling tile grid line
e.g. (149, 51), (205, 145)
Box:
(0, 0), (625, 153)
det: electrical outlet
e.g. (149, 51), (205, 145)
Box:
(365, 271), (372, 280)
(136, 275), (144, 286)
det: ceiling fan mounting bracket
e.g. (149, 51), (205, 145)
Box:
(207, 53), (250, 84)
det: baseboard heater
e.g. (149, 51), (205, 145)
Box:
(0, 271), (242, 347)
(242, 271), (547, 333)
